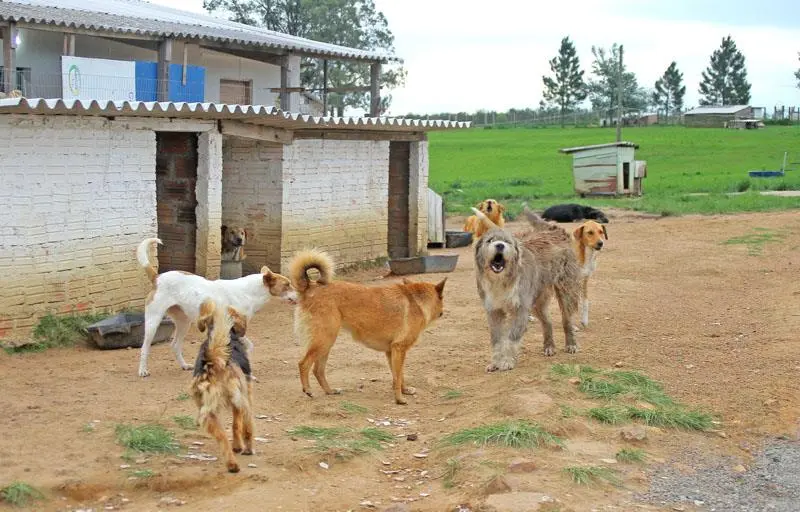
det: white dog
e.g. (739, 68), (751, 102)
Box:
(135, 238), (297, 377)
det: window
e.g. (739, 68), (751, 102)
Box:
(219, 79), (252, 105)
(0, 66), (31, 94)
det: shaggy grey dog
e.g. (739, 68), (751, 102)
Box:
(472, 207), (581, 372)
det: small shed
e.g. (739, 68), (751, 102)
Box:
(683, 105), (751, 128)
(559, 142), (646, 197)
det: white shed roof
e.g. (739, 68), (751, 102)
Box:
(0, 98), (470, 131)
(684, 105), (750, 115)
(560, 142), (639, 154)
(0, 0), (398, 62)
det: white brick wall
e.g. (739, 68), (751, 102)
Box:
(409, 140), (430, 256)
(196, 130), (224, 279)
(0, 116), (157, 337)
(280, 139), (390, 271)
(222, 137), (283, 271)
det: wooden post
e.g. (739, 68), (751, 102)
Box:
(62, 34), (76, 55)
(157, 38), (173, 102)
(280, 56), (289, 110)
(369, 61), (381, 117)
(322, 59), (328, 115)
(2, 22), (17, 93)
(615, 45), (624, 142)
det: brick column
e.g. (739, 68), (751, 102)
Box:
(195, 130), (223, 278)
(409, 140), (429, 256)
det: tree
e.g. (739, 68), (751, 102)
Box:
(698, 35), (751, 105)
(795, 53), (800, 89)
(652, 62), (686, 122)
(542, 36), (587, 127)
(587, 44), (650, 122)
(203, 0), (406, 115)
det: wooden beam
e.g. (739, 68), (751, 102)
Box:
(369, 62), (381, 117)
(15, 22), (162, 41)
(279, 56), (290, 111)
(220, 121), (293, 144)
(2, 22), (17, 93)
(157, 38), (173, 102)
(322, 59), (328, 115)
(294, 130), (424, 142)
(199, 45), (284, 66)
(99, 37), (157, 52)
(269, 86), (371, 93)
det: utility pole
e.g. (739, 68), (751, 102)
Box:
(616, 45), (624, 142)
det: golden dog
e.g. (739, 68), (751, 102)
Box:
(221, 225), (248, 262)
(190, 299), (254, 473)
(572, 220), (607, 328)
(464, 199), (505, 239)
(289, 249), (447, 405)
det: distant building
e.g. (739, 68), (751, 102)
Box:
(683, 105), (751, 128)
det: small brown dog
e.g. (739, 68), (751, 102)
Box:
(289, 249), (447, 405)
(190, 299), (254, 473)
(221, 225), (248, 261)
(572, 220), (607, 328)
(464, 199), (505, 239)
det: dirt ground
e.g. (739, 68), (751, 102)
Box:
(1, 211), (799, 512)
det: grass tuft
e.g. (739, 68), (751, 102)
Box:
(723, 229), (785, 255)
(442, 458), (460, 489)
(564, 465), (621, 486)
(578, 378), (626, 400)
(172, 415), (197, 430)
(443, 389), (464, 400)
(442, 421), (563, 449)
(359, 427), (394, 443)
(587, 405), (629, 424)
(289, 425), (391, 460)
(616, 448), (646, 463)
(6, 311), (107, 354)
(176, 392), (190, 401)
(626, 406), (714, 430)
(1, 482), (44, 508)
(129, 469), (155, 479)
(340, 401), (368, 414)
(288, 425), (348, 440)
(115, 424), (179, 454)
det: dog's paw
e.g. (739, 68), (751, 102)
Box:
(486, 360), (515, 372)
(304, 390), (313, 398)
(565, 344), (579, 354)
(572, 325), (582, 333)
(227, 462), (240, 473)
(325, 388), (343, 395)
(138, 368), (150, 378)
(241, 449), (253, 456)
(180, 363), (192, 371)
(543, 346), (556, 357)
(395, 397), (408, 405)
(233, 447), (242, 454)
(402, 386), (417, 396)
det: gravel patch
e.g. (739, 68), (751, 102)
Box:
(640, 439), (800, 511)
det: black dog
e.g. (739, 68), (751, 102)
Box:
(542, 204), (609, 224)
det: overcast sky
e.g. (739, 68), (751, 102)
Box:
(151, 0), (800, 115)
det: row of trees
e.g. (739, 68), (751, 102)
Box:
(542, 35), (753, 126)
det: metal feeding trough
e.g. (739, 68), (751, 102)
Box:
(749, 152), (789, 178)
(445, 230), (472, 248)
(389, 254), (459, 275)
(86, 313), (174, 350)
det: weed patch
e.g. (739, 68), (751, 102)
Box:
(288, 425), (392, 460)
(1, 482), (44, 508)
(441, 421), (563, 449)
(443, 389), (463, 400)
(723, 228), (785, 255)
(172, 415), (197, 430)
(616, 448), (646, 463)
(115, 424), (179, 454)
(5, 311), (107, 354)
(340, 401), (368, 414)
(564, 465), (621, 486)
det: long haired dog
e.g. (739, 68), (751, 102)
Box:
(191, 299), (253, 473)
(289, 250), (447, 405)
(572, 220), (607, 328)
(472, 207), (580, 372)
(136, 238), (297, 377)
(464, 199), (506, 239)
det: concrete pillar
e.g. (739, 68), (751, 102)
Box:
(195, 130), (223, 278)
(408, 139), (429, 256)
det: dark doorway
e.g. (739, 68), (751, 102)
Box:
(155, 132), (198, 273)
(387, 141), (411, 259)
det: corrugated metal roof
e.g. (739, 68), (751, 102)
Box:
(560, 142), (639, 154)
(0, 0), (399, 62)
(0, 97), (470, 131)
(684, 105), (750, 115)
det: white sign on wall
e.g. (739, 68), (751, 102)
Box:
(61, 56), (136, 101)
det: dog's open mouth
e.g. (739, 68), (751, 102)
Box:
(490, 253), (505, 273)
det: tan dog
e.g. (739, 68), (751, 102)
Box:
(191, 299), (254, 473)
(464, 199), (505, 239)
(289, 249), (447, 405)
(221, 225), (248, 262)
(572, 220), (607, 328)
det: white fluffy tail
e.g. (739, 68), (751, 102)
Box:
(137, 238), (162, 285)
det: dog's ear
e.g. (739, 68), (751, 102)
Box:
(498, 202), (506, 214)
(197, 299), (216, 333)
(227, 306), (248, 336)
(573, 225), (585, 241)
(221, 225), (228, 237)
(601, 225), (608, 240)
(434, 278), (447, 298)
(475, 200), (486, 210)
(261, 266), (275, 286)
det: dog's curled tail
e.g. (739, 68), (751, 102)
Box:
(196, 299), (232, 373)
(136, 238), (162, 285)
(521, 206), (554, 231)
(289, 249), (334, 293)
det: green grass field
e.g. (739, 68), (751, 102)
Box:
(428, 126), (800, 217)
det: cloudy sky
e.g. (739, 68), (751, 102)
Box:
(152, 0), (800, 115)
